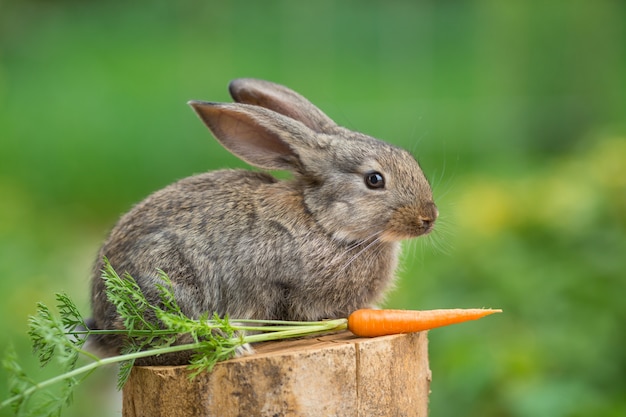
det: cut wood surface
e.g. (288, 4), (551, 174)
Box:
(122, 331), (431, 417)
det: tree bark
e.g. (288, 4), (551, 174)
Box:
(123, 331), (430, 417)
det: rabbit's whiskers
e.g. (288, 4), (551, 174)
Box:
(331, 231), (385, 277)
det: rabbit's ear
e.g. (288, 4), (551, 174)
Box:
(228, 78), (337, 134)
(189, 101), (311, 171)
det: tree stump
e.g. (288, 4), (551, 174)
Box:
(122, 331), (431, 417)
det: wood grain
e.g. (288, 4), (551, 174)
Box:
(122, 331), (430, 417)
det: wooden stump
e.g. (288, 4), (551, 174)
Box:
(122, 331), (431, 417)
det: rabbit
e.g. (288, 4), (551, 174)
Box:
(88, 78), (438, 365)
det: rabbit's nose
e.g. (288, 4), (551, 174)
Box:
(419, 217), (435, 234)
(384, 202), (438, 240)
(418, 202), (438, 233)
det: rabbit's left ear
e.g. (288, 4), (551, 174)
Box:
(189, 101), (313, 172)
(228, 78), (338, 134)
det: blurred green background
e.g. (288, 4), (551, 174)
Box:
(1, 1), (625, 416)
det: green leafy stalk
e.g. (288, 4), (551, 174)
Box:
(1, 260), (347, 416)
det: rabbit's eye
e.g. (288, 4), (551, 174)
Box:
(365, 171), (385, 189)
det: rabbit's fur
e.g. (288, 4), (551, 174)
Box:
(89, 79), (437, 364)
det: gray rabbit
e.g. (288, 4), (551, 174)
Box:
(89, 79), (438, 364)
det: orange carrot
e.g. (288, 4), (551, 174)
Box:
(347, 308), (502, 337)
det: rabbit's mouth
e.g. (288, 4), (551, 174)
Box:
(382, 203), (438, 241)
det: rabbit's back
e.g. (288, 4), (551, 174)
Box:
(92, 170), (277, 320)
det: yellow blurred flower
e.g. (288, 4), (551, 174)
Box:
(454, 180), (518, 237)
(453, 137), (626, 238)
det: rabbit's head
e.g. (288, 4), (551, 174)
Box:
(189, 79), (437, 244)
